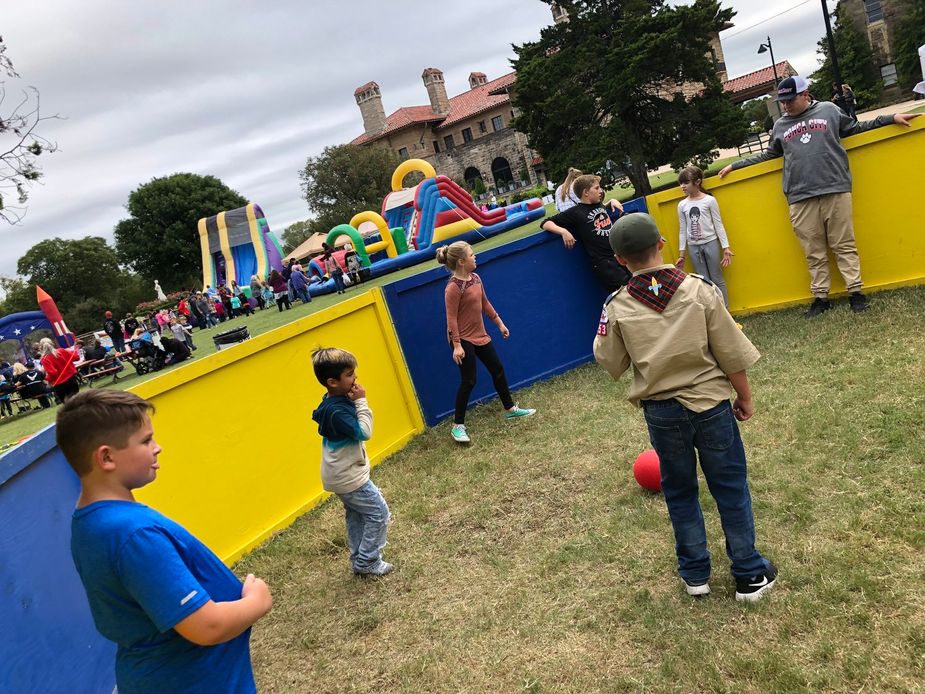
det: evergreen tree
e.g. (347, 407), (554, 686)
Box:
(893, 0), (925, 91)
(510, 0), (748, 197)
(810, 5), (880, 108)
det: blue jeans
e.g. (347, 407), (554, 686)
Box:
(295, 286), (311, 303)
(642, 399), (768, 583)
(337, 480), (390, 571)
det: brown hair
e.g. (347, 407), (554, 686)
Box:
(311, 347), (358, 386)
(678, 166), (708, 195)
(435, 241), (472, 273)
(56, 390), (154, 477)
(572, 174), (601, 201)
(558, 167), (583, 202)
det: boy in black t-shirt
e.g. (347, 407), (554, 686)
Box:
(541, 174), (631, 293)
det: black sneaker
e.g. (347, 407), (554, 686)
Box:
(804, 298), (831, 318)
(735, 562), (778, 603)
(848, 292), (870, 313)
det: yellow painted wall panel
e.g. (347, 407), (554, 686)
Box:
(130, 289), (423, 563)
(646, 118), (925, 313)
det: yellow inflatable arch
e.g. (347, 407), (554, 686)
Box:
(391, 158), (436, 191)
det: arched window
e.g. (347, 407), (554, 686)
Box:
(463, 166), (482, 188)
(491, 157), (513, 185)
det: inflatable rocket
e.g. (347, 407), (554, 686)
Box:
(36, 285), (75, 347)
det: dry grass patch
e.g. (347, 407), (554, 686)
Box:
(239, 286), (925, 693)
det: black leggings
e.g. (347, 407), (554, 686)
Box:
(276, 294), (291, 311)
(454, 340), (514, 424)
(53, 375), (80, 403)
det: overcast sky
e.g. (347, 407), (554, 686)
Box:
(1, 0), (827, 281)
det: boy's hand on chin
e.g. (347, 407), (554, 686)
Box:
(348, 383), (366, 400)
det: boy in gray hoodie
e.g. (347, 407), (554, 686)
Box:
(311, 347), (392, 576)
(719, 75), (919, 317)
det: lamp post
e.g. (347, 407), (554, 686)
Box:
(757, 36), (780, 86)
(821, 0), (844, 98)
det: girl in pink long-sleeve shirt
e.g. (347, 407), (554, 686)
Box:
(437, 241), (535, 444)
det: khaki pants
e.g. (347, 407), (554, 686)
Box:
(788, 192), (862, 298)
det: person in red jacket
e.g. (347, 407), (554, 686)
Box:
(39, 337), (81, 402)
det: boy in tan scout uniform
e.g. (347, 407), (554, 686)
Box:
(593, 213), (777, 602)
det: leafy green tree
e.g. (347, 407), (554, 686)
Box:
(893, 0), (925, 91)
(114, 173), (247, 290)
(510, 0), (748, 197)
(17, 237), (122, 310)
(1, 36), (59, 224)
(810, 5), (880, 108)
(9, 236), (148, 333)
(281, 219), (321, 254)
(299, 144), (402, 232)
(0, 276), (34, 315)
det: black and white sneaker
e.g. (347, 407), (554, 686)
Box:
(735, 562), (778, 602)
(848, 292), (870, 313)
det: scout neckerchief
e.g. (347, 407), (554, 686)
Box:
(626, 267), (686, 313)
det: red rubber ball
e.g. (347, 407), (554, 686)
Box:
(633, 449), (662, 492)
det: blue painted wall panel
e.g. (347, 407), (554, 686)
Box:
(0, 428), (116, 693)
(383, 229), (617, 426)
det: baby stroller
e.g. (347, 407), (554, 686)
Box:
(129, 335), (166, 375)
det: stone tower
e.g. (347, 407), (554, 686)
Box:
(550, 2), (569, 24)
(422, 68), (450, 115)
(468, 72), (487, 89)
(354, 81), (387, 136)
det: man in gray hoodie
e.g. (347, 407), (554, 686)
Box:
(719, 76), (919, 317)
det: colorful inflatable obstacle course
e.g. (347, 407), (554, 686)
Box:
(313, 159), (544, 291)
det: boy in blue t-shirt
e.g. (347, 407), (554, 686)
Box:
(58, 390), (273, 693)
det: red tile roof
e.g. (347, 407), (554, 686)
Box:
(439, 72), (516, 128)
(723, 62), (796, 94)
(351, 71), (518, 145)
(351, 106), (445, 145)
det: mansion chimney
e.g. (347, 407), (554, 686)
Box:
(354, 81), (387, 136)
(468, 71), (487, 89)
(422, 68), (450, 115)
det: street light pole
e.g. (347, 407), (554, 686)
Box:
(757, 36), (780, 85)
(821, 0), (844, 98)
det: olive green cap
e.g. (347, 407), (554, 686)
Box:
(609, 213), (662, 255)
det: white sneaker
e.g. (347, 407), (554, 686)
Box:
(451, 424), (470, 443)
(683, 579), (711, 597)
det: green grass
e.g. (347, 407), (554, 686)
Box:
(907, 104), (925, 114)
(237, 285), (925, 692)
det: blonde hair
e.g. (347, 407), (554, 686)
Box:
(678, 166), (708, 195)
(39, 337), (57, 356)
(558, 167), (583, 202)
(12, 362), (27, 377)
(435, 241), (472, 272)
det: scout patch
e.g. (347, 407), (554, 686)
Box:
(597, 308), (608, 336)
(627, 267), (686, 313)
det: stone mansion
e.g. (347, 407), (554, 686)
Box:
(351, 68), (543, 195)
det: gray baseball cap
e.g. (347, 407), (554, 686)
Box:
(609, 213), (662, 255)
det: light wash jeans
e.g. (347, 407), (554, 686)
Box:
(688, 239), (729, 307)
(642, 399), (768, 583)
(338, 480), (390, 571)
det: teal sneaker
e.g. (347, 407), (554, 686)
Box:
(451, 424), (470, 443)
(504, 406), (536, 419)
